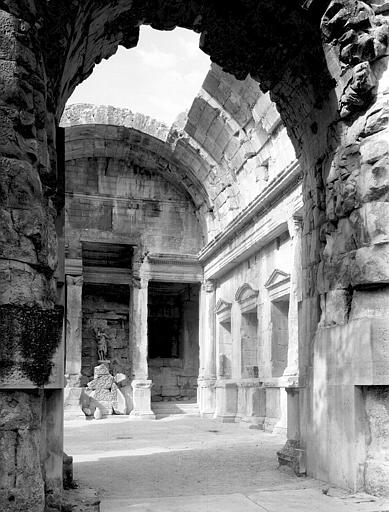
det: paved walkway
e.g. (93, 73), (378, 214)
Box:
(64, 415), (389, 512)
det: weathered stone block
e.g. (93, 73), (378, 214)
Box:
(352, 244), (389, 285)
(0, 390), (42, 430)
(358, 202), (389, 245)
(319, 289), (351, 327)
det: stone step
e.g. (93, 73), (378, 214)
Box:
(151, 400), (199, 416)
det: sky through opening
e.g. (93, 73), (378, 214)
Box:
(67, 26), (211, 126)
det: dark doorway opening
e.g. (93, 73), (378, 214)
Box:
(147, 281), (200, 401)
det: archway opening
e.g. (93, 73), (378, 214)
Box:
(7, 1), (389, 510)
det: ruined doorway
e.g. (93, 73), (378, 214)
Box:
(148, 282), (200, 402)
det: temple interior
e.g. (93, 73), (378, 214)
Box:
(1, 1), (389, 510)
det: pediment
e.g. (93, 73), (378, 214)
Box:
(215, 298), (232, 324)
(215, 299), (232, 315)
(235, 283), (258, 314)
(235, 283), (258, 303)
(264, 269), (290, 290)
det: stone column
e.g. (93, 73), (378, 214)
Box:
(64, 275), (84, 417)
(129, 276), (155, 419)
(197, 280), (216, 417)
(65, 275), (83, 383)
(276, 217), (303, 468)
(284, 216), (302, 378)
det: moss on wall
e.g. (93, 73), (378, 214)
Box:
(0, 305), (63, 387)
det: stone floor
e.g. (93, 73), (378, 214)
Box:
(64, 415), (389, 512)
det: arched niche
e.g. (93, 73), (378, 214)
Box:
(235, 283), (259, 315)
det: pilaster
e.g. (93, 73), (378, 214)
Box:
(284, 216), (302, 377)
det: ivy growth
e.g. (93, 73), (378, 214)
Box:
(0, 304), (63, 387)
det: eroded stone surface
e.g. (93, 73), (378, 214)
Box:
(2, 0), (389, 509)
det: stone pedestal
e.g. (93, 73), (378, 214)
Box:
(64, 387), (84, 419)
(236, 380), (265, 427)
(214, 380), (238, 422)
(273, 387), (287, 436)
(277, 387), (305, 476)
(197, 378), (216, 418)
(129, 380), (156, 420)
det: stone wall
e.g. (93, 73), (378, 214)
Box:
(0, 391), (45, 512)
(2, 0), (389, 507)
(81, 285), (129, 380)
(204, 226), (294, 429)
(65, 128), (203, 257)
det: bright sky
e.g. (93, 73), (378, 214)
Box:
(67, 26), (211, 126)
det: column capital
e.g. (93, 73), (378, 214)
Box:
(203, 280), (215, 293)
(287, 216), (303, 238)
(129, 273), (149, 289)
(66, 274), (83, 287)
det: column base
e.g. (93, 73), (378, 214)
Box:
(129, 411), (156, 420)
(64, 386), (85, 419)
(129, 380), (156, 420)
(197, 378), (216, 417)
(273, 387), (288, 436)
(214, 380), (238, 423)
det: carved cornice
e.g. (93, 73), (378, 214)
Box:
(199, 160), (302, 264)
(147, 253), (200, 266)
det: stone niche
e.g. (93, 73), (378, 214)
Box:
(215, 299), (233, 379)
(82, 283), (130, 381)
(148, 282), (200, 401)
(265, 270), (290, 378)
(235, 284), (259, 379)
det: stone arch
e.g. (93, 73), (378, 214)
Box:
(2, 1), (389, 508)
(65, 124), (212, 241)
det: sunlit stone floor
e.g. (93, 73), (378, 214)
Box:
(65, 414), (389, 512)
